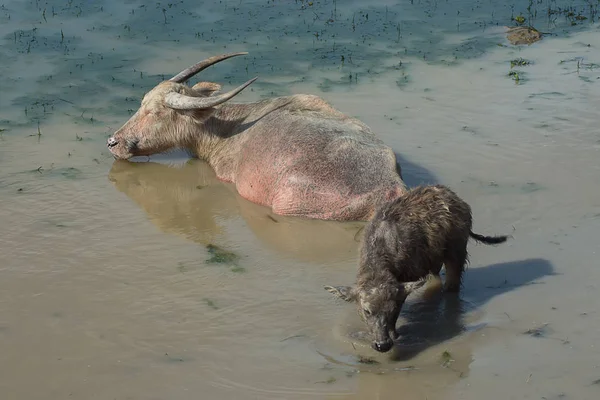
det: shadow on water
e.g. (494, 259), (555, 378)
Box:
(389, 257), (555, 361)
(396, 152), (439, 187)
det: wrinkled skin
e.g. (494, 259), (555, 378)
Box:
(325, 185), (509, 352)
(107, 53), (406, 221)
(106, 159), (365, 264)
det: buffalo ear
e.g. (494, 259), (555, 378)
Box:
(191, 81), (222, 97)
(324, 285), (357, 302)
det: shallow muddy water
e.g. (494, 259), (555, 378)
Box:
(1, 0), (600, 399)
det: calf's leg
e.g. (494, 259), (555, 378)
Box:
(443, 238), (469, 292)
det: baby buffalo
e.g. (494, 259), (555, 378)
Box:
(325, 184), (509, 353)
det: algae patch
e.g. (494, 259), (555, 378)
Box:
(206, 244), (240, 264)
(206, 244), (245, 273)
(441, 350), (455, 368)
(356, 355), (380, 365)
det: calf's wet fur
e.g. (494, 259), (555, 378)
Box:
(325, 184), (510, 353)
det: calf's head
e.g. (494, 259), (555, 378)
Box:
(107, 52), (257, 160)
(324, 278), (428, 353)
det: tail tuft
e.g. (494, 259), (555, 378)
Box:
(469, 230), (510, 245)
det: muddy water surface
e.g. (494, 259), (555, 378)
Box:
(1, 1), (600, 399)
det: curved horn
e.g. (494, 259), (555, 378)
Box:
(164, 77), (258, 110)
(168, 52), (248, 83)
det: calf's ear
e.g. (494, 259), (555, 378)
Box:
(401, 275), (430, 295)
(324, 285), (357, 302)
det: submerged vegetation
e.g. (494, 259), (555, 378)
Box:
(203, 298), (219, 310)
(507, 57), (533, 85)
(206, 244), (246, 273)
(441, 350), (455, 368)
(357, 355), (380, 365)
(511, 58), (532, 68)
(508, 70), (525, 84)
(206, 244), (239, 265)
(1, 0), (598, 132)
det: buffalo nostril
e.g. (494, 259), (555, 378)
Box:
(107, 137), (118, 148)
(372, 340), (393, 353)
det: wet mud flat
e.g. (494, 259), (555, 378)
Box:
(1, 0), (600, 399)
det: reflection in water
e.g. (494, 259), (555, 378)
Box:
(108, 159), (239, 245)
(107, 155), (559, 399)
(108, 159), (363, 264)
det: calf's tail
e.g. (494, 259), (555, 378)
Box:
(469, 230), (510, 245)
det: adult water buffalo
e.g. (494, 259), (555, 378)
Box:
(107, 52), (406, 221)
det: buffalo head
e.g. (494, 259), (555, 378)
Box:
(107, 52), (257, 159)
